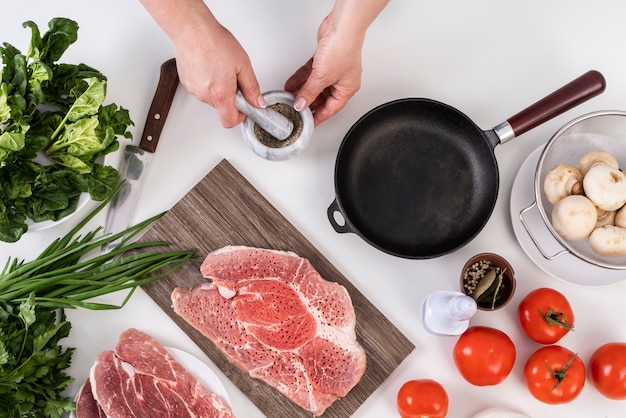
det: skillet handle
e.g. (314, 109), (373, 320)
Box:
(327, 199), (353, 234)
(506, 70), (606, 138)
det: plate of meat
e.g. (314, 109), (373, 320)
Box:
(72, 328), (234, 418)
(166, 346), (231, 407)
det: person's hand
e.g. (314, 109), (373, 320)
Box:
(172, 21), (264, 128)
(284, 15), (364, 126)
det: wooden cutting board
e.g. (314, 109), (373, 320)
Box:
(139, 159), (414, 417)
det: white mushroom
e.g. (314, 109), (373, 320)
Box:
(551, 195), (598, 240)
(595, 208), (616, 228)
(589, 225), (626, 257)
(615, 205), (626, 228)
(583, 163), (626, 211)
(543, 164), (584, 205)
(578, 150), (619, 176)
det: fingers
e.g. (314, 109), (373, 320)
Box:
(284, 58), (313, 94)
(201, 69), (263, 129)
(292, 72), (326, 113)
(215, 100), (246, 129)
(171, 24), (262, 129)
(285, 53), (361, 125)
(238, 67), (265, 109)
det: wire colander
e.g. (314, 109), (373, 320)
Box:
(530, 110), (626, 269)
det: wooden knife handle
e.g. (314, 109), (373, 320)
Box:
(139, 58), (180, 153)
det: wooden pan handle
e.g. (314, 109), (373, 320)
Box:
(507, 70), (606, 137)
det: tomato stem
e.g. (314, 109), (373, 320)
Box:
(540, 308), (574, 330)
(546, 353), (579, 390)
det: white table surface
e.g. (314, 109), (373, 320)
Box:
(2, 1), (626, 417)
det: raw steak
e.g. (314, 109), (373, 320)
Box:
(171, 246), (367, 416)
(85, 328), (234, 418)
(75, 379), (106, 418)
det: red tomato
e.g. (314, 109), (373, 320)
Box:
(589, 342), (626, 400)
(518, 288), (574, 344)
(524, 345), (585, 404)
(396, 379), (448, 418)
(453, 326), (516, 386)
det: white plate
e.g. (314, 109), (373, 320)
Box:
(69, 347), (230, 417)
(25, 153), (109, 233)
(471, 406), (530, 418)
(26, 192), (91, 232)
(510, 145), (626, 286)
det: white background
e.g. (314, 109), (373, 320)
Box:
(2, 1), (626, 417)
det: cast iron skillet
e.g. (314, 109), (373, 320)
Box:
(327, 70), (606, 259)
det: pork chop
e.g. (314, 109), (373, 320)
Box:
(172, 246), (366, 416)
(75, 378), (106, 418)
(86, 328), (234, 418)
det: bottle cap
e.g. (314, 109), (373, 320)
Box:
(422, 291), (477, 335)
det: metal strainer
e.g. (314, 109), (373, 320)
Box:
(527, 110), (626, 269)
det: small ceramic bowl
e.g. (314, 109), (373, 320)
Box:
(241, 90), (314, 161)
(460, 252), (516, 311)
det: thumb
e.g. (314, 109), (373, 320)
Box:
(293, 73), (327, 112)
(237, 67), (264, 108)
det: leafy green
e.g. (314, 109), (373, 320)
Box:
(0, 294), (75, 418)
(0, 17), (134, 242)
(0, 185), (197, 416)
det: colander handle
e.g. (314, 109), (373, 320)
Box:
(519, 200), (570, 260)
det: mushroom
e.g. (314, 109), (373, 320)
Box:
(543, 164), (584, 205)
(595, 208), (616, 228)
(551, 195), (597, 240)
(589, 225), (626, 257)
(578, 150), (619, 176)
(615, 205), (626, 228)
(583, 163), (626, 211)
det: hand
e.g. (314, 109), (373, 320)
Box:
(284, 15), (364, 126)
(170, 20), (263, 128)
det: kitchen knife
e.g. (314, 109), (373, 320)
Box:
(102, 58), (179, 253)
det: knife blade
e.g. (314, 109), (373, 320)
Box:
(102, 58), (179, 253)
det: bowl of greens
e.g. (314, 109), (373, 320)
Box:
(0, 17), (133, 242)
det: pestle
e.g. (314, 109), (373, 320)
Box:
(235, 89), (294, 141)
(422, 291), (477, 336)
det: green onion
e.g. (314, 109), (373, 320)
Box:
(0, 183), (196, 310)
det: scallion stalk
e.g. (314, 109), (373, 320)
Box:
(0, 182), (196, 310)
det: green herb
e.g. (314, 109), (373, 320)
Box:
(0, 17), (133, 242)
(1, 186), (196, 309)
(469, 266), (507, 310)
(471, 267), (496, 301)
(0, 294), (75, 418)
(0, 185), (197, 416)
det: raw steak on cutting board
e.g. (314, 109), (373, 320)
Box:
(76, 328), (234, 418)
(172, 246), (367, 417)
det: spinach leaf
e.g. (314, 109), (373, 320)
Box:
(0, 18), (133, 242)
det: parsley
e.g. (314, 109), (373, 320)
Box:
(0, 294), (75, 418)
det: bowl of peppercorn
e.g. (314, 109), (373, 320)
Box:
(460, 253), (516, 311)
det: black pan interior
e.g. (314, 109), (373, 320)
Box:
(334, 99), (499, 258)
